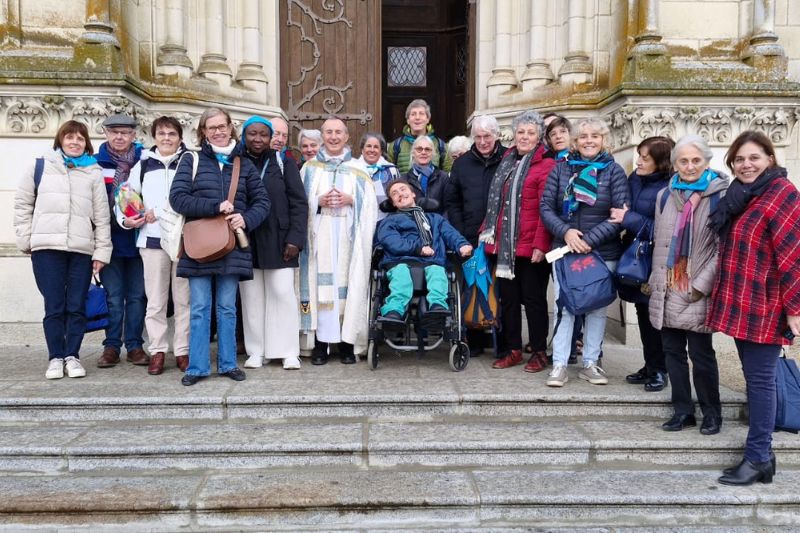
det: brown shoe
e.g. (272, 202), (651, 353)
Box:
(492, 349), (524, 369)
(126, 348), (150, 366)
(148, 352), (165, 375)
(97, 346), (120, 368)
(175, 355), (189, 372)
(524, 351), (548, 373)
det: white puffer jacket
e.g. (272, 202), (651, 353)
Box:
(14, 149), (112, 263)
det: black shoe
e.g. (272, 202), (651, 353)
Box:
(181, 374), (205, 386)
(468, 345), (484, 357)
(422, 305), (448, 330)
(626, 367), (648, 384)
(339, 342), (356, 364)
(221, 368), (246, 381)
(724, 451), (776, 476)
(427, 304), (450, 316)
(379, 310), (405, 324)
(311, 342), (329, 365)
(661, 413), (697, 431)
(718, 459), (773, 486)
(644, 371), (668, 392)
(700, 415), (722, 435)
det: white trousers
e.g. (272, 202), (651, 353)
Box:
(140, 247), (190, 355)
(239, 268), (300, 359)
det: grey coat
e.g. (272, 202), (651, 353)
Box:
(648, 174), (729, 332)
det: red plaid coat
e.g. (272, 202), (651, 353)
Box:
(707, 177), (800, 344)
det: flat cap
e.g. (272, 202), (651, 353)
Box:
(102, 114), (137, 129)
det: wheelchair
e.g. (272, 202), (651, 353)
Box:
(366, 246), (470, 371)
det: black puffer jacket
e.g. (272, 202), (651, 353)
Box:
(444, 141), (505, 246)
(169, 142), (270, 280)
(402, 166), (449, 214)
(243, 146), (308, 270)
(540, 152), (630, 261)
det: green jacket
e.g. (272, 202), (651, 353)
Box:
(387, 124), (453, 174)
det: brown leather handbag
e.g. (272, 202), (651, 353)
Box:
(182, 157), (240, 263)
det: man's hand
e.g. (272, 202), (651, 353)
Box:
(459, 244), (473, 257)
(420, 245), (435, 257)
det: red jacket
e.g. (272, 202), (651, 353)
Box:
(707, 176), (800, 345)
(487, 144), (555, 258)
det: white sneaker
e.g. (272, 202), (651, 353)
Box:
(45, 358), (64, 380)
(243, 355), (263, 368)
(546, 364), (568, 387)
(64, 356), (86, 378)
(578, 362), (608, 385)
(283, 356), (301, 370)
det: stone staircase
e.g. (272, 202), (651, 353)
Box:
(0, 341), (799, 531)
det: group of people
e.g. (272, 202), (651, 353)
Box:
(14, 98), (800, 487)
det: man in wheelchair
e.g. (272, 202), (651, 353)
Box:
(375, 180), (473, 328)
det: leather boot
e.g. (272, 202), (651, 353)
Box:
(524, 351), (548, 373)
(148, 352), (165, 375)
(492, 349), (523, 369)
(718, 459), (774, 486)
(97, 346), (120, 368)
(175, 355), (189, 372)
(724, 450), (776, 476)
(126, 348), (150, 366)
(339, 342), (356, 364)
(311, 341), (329, 365)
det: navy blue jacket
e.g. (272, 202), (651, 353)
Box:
(376, 210), (469, 269)
(96, 142), (144, 258)
(540, 152), (630, 261)
(169, 142), (270, 280)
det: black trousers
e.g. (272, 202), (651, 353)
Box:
(661, 327), (720, 418)
(736, 339), (780, 463)
(635, 302), (665, 374)
(497, 259), (550, 352)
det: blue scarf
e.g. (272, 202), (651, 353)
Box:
(563, 153), (611, 217)
(413, 162), (434, 194)
(215, 153), (232, 166)
(556, 149), (569, 161)
(670, 168), (716, 192)
(60, 150), (97, 168)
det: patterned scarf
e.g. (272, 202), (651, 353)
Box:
(479, 145), (537, 280)
(399, 206), (432, 247)
(666, 190), (701, 291)
(107, 143), (138, 190)
(563, 153), (611, 218)
(412, 162), (434, 194)
(709, 166), (785, 237)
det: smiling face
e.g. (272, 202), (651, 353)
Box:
(406, 106), (430, 136)
(412, 138), (434, 166)
(575, 127), (604, 159)
(203, 113), (232, 148)
(732, 141), (774, 184)
(245, 122), (272, 155)
(472, 127), (496, 157)
(361, 136), (382, 165)
(547, 125), (570, 152)
(321, 118), (349, 156)
(636, 146), (657, 175)
(300, 136), (320, 161)
(514, 122), (540, 155)
(61, 132), (87, 158)
(674, 144), (709, 183)
(388, 182), (416, 209)
(270, 118), (289, 151)
(104, 127), (135, 153)
(154, 124), (181, 157)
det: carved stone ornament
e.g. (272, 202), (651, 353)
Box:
(604, 104), (800, 149)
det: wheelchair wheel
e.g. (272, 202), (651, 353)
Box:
(367, 340), (378, 370)
(449, 341), (470, 372)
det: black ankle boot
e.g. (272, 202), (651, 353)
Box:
(339, 342), (356, 364)
(311, 341), (329, 365)
(724, 450), (776, 476)
(718, 458), (774, 486)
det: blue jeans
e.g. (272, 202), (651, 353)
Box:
(187, 275), (239, 377)
(735, 339), (780, 463)
(551, 260), (616, 367)
(31, 250), (93, 360)
(100, 254), (145, 352)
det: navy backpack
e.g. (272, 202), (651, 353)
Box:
(555, 251), (617, 316)
(775, 354), (800, 433)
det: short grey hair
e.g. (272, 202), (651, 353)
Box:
(470, 114), (500, 137)
(572, 117), (612, 151)
(405, 99), (431, 120)
(297, 128), (322, 146)
(511, 110), (544, 138)
(447, 135), (471, 155)
(671, 134), (713, 166)
(411, 135), (435, 152)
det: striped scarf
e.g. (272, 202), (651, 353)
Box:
(399, 206), (432, 247)
(666, 190), (701, 291)
(563, 154), (611, 218)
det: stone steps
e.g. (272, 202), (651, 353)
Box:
(1, 468), (799, 531)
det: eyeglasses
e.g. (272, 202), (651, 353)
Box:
(106, 129), (135, 137)
(414, 147), (433, 153)
(205, 124), (230, 134)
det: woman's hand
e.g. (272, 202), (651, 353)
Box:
(788, 315), (800, 337)
(93, 260), (106, 274)
(144, 209), (156, 224)
(564, 229), (591, 254)
(219, 200), (234, 214)
(283, 243), (300, 262)
(608, 203), (628, 224)
(531, 249), (545, 263)
(124, 214), (146, 229)
(226, 213), (246, 230)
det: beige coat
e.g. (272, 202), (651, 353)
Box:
(14, 149), (112, 263)
(648, 175), (728, 333)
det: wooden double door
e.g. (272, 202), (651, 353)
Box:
(279, 0), (470, 155)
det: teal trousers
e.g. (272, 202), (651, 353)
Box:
(380, 263), (448, 316)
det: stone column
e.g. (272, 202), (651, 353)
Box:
(80, 0), (120, 46)
(630, 0), (667, 56)
(520, 0), (554, 91)
(1, 0), (22, 47)
(744, 0), (785, 62)
(486, 0), (518, 102)
(558, 0), (593, 84)
(197, 0), (233, 85)
(235, 0), (269, 99)
(157, 0), (193, 77)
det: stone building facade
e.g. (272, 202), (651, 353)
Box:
(1, 0), (798, 335)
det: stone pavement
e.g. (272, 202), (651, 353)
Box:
(0, 337), (799, 531)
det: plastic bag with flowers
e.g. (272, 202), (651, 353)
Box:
(115, 182), (145, 218)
